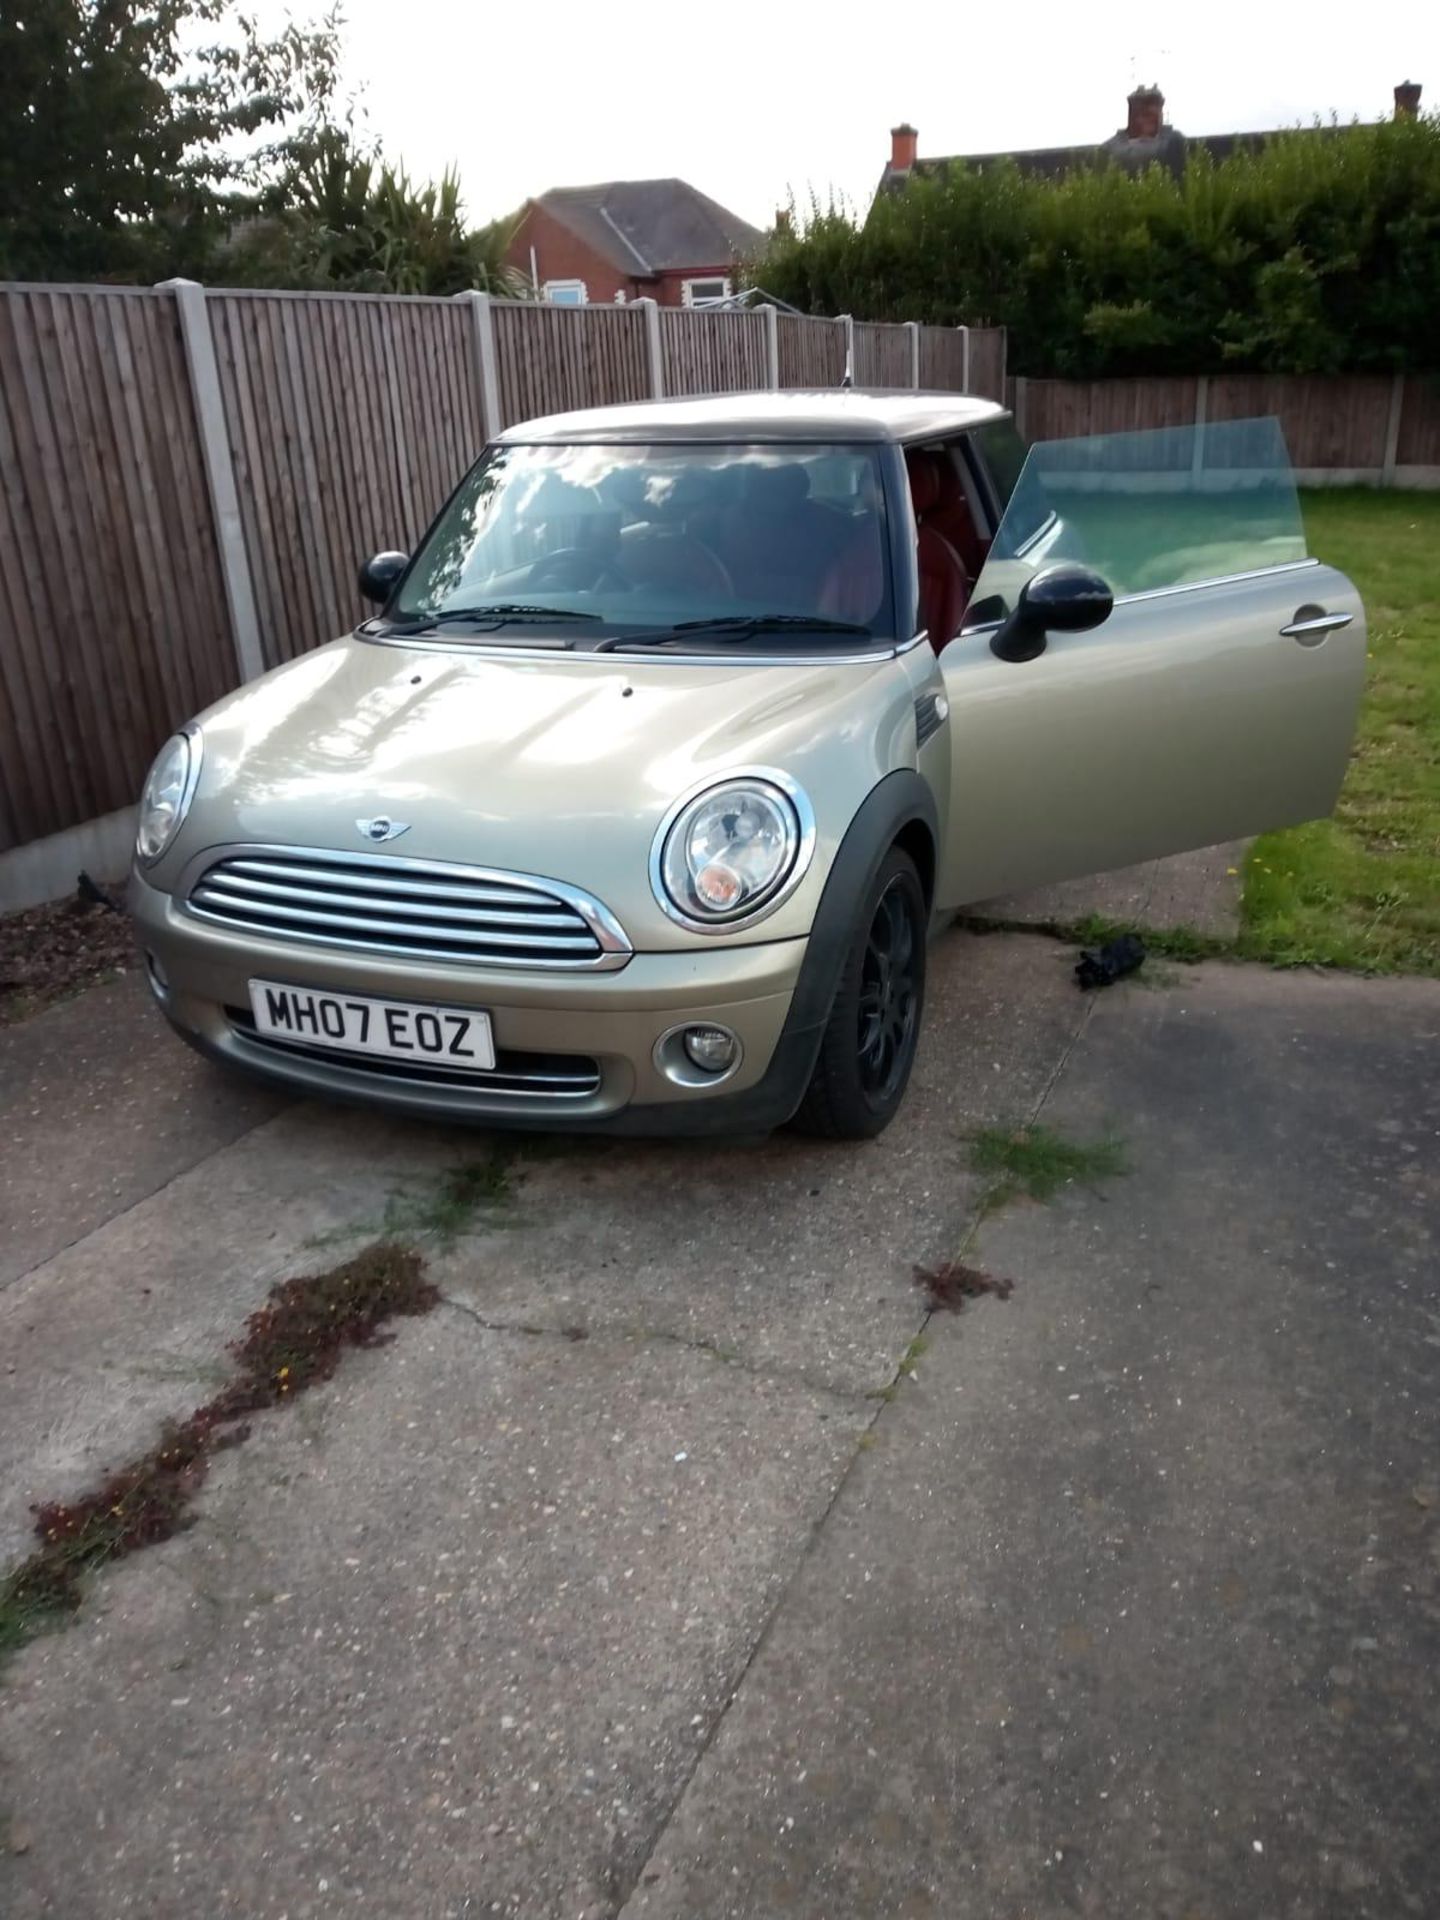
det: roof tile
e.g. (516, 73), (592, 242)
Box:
(536, 178), (765, 275)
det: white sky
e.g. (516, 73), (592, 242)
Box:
(260, 0), (1431, 230)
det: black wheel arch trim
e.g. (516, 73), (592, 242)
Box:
(784, 769), (937, 1040)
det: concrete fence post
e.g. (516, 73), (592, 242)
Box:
(905, 321), (920, 390)
(636, 297), (664, 399)
(454, 290), (502, 443)
(1382, 372), (1406, 487)
(959, 325), (971, 394)
(763, 303), (780, 390)
(837, 313), (854, 386)
(158, 278), (264, 684)
(1192, 374), (1210, 476)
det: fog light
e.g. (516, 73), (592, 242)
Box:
(683, 1025), (738, 1073)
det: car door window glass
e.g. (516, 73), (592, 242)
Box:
(964, 416), (1307, 626)
(971, 419), (1029, 526)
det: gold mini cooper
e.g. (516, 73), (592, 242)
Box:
(130, 391), (1365, 1139)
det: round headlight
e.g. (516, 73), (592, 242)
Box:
(654, 774), (812, 930)
(136, 730), (200, 865)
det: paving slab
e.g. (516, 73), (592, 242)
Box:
(0, 928), (1086, 1574)
(434, 928), (1087, 1399)
(976, 839), (1248, 940)
(622, 964), (1440, 1919)
(0, 927), (1086, 1917)
(0, 1313), (867, 1920)
(0, 975), (286, 1289)
(0, 1101), (473, 1565)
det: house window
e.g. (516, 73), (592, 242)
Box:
(681, 277), (731, 306)
(543, 280), (587, 306)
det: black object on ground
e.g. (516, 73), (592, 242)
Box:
(1075, 933), (1146, 990)
(77, 871), (121, 913)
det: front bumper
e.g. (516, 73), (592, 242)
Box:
(129, 870), (819, 1135)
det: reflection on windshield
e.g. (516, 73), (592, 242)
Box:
(390, 442), (894, 645)
(965, 416), (1308, 622)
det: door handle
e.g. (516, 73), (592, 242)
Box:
(1280, 609), (1353, 641)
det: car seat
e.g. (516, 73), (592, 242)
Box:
(718, 464), (844, 609)
(906, 453), (970, 649)
(907, 451), (986, 579)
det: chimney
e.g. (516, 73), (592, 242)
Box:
(890, 123), (918, 172)
(1126, 85), (1165, 141)
(1394, 80), (1422, 120)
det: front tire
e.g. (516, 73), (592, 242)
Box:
(791, 847), (926, 1140)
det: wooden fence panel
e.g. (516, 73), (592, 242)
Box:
(660, 308), (769, 394)
(210, 291), (483, 667)
(1019, 377), (1199, 443)
(852, 322), (911, 388)
(1003, 372), (1440, 472)
(775, 313), (844, 387)
(1207, 374), (1393, 469)
(918, 327), (965, 391)
(0, 286), (234, 854)
(491, 301), (650, 431)
(915, 325), (1007, 396)
(965, 328), (1007, 400)
(1394, 376), (1440, 467)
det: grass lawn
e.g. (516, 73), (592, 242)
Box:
(1240, 491), (1440, 976)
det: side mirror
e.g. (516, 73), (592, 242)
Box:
(990, 564), (1113, 664)
(358, 550), (410, 605)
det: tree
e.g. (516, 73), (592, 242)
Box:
(0, 0), (343, 281)
(221, 125), (529, 296)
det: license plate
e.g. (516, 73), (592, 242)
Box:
(248, 980), (496, 1070)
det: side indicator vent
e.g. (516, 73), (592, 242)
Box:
(914, 691), (949, 748)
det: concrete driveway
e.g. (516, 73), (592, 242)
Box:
(1, 923), (1437, 1918)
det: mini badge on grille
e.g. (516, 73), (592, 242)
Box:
(356, 816), (410, 844)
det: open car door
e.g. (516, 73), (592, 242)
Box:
(935, 417), (1366, 909)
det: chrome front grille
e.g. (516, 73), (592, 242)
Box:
(226, 1009), (601, 1098)
(185, 848), (632, 971)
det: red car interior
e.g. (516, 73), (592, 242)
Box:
(906, 451), (971, 649)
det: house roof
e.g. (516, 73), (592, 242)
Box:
(532, 179), (766, 277)
(497, 389), (1007, 447)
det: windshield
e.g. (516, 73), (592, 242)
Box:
(385, 441), (894, 649)
(965, 416), (1308, 625)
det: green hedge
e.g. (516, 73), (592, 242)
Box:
(757, 117), (1440, 378)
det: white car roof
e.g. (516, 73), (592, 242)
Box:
(497, 388), (1009, 447)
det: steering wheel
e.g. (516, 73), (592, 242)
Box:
(527, 547), (630, 593)
(617, 530), (735, 597)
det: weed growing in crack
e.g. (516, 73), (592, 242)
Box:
(0, 1244), (437, 1670)
(969, 1124), (1127, 1213)
(308, 1150), (523, 1252)
(898, 1331), (930, 1376)
(870, 1329), (931, 1402)
(382, 1158), (514, 1244)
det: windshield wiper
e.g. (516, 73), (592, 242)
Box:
(593, 614), (874, 654)
(391, 603), (601, 635)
